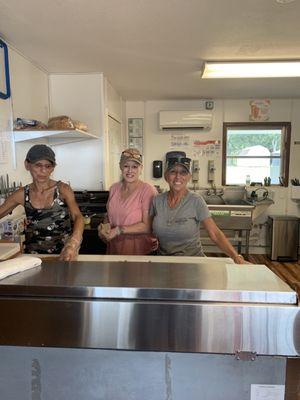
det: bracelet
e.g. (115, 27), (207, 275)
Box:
(116, 226), (124, 235)
(234, 254), (244, 260)
(65, 237), (82, 249)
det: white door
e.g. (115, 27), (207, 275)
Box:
(106, 116), (122, 187)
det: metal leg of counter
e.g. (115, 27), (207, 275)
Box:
(245, 230), (250, 259)
(0, 346), (288, 400)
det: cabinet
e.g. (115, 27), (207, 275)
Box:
(267, 215), (299, 261)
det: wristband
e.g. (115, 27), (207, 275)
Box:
(116, 226), (124, 235)
(65, 237), (82, 249)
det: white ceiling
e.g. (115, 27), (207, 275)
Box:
(1, 0), (300, 100)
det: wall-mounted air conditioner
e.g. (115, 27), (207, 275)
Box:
(159, 110), (213, 131)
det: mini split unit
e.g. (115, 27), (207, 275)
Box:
(159, 110), (213, 130)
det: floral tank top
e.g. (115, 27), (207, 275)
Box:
(24, 182), (72, 254)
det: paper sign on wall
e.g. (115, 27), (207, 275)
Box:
(170, 134), (190, 148)
(192, 140), (220, 158)
(249, 99), (270, 121)
(250, 384), (285, 400)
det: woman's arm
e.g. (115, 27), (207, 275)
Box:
(0, 188), (24, 219)
(105, 210), (151, 241)
(202, 217), (249, 264)
(59, 183), (84, 260)
(103, 183), (157, 242)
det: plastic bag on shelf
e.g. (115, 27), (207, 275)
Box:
(14, 118), (47, 130)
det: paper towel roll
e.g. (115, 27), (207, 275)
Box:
(0, 255), (42, 280)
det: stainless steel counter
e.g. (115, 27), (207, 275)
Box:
(0, 258), (299, 356)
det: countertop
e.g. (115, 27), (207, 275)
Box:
(0, 255), (299, 356)
(0, 242), (21, 260)
(0, 258), (296, 305)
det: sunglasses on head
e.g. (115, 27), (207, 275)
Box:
(167, 157), (191, 171)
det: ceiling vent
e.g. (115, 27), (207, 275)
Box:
(159, 110), (213, 131)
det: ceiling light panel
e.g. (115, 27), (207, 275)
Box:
(202, 61), (300, 78)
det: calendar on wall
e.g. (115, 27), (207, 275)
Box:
(128, 118), (143, 153)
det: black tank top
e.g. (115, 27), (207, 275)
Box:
(24, 182), (72, 254)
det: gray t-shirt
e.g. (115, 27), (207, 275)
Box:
(150, 191), (211, 256)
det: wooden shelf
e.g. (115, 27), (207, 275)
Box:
(13, 129), (99, 145)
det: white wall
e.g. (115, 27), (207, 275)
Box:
(0, 45), (49, 189)
(49, 73), (105, 190)
(9, 48), (49, 123)
(126, 98), (300, 252)
(126, 99), (224, 190)
(126, 98), (300, 198)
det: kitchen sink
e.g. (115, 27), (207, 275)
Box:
(202, 195), (274, 220)
(198, 188), (274, 256)
(203, 197), (252, 206)
(251, 198), (274, 220)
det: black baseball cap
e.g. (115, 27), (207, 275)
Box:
(166, 157), (191, 173)
(26, 144), (56, 165)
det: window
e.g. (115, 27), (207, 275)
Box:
(222, 122), (291, 186)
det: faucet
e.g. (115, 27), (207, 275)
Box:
(207, 184), (224, 197)
(250, 187), (269, 202)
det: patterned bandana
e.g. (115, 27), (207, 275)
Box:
(120, 148), (143, 166)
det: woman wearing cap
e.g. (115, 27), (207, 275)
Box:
(0, 144), (84, 260)
(150, 156), (248, 264)
(98, 148), (157, 255)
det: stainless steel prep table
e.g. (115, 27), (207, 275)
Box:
(0, 259), (299, 356)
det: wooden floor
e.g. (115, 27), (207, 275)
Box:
(248, 254), (300, 296)
(208, 253), (300, 400)
(208, 253), (300, 297)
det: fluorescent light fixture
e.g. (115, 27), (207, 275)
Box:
(201, 61), (300, 78)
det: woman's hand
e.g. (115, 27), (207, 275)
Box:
(59, 237), (81, 261)
(150, 236), (159, 252)
(59, 245), (78, 261)
(232, 254), (251, 264)
(98, 223), (112, 242)
(106, 227), (121, 241)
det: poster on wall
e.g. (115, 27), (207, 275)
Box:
(128, 118), (143, 153)
(192, 140), (221, 158)
(170, 134), (190, 148)
(249, 99), (270, 121)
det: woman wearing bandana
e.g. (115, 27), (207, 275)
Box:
(98, 148), (157, 255)
(0, 144), (84, 260)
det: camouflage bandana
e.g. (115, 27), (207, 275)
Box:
(120, 148), (143, 167)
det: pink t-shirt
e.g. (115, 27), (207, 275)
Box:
(106, 181), (157, 255)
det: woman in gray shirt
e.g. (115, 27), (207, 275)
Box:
(150, 156), (247, 264)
